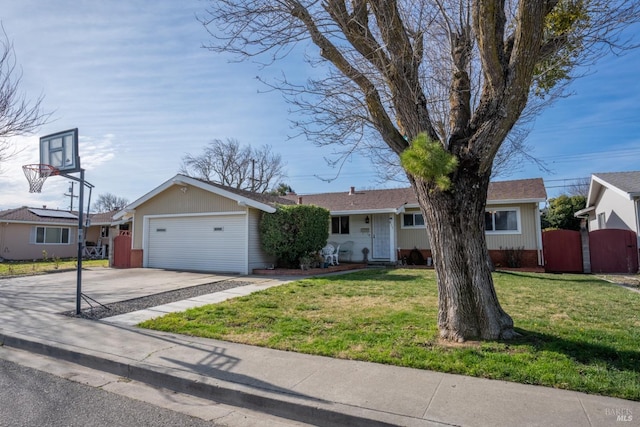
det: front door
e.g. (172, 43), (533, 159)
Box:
(372, 214), (390, 259)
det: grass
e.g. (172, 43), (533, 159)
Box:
(0, 258), (109, 277)
(140, 268), (640, 400)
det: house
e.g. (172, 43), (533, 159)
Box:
(112, 175), (295, 274)
(114, 175), (546, 273)
(285, 178), (547, 268)
(575, 171), (640, 244)
(0, 207), (119, 261)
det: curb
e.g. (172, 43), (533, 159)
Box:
(0, 331), (440, 427)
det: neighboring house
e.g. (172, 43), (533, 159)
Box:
(575, 171), (640, 244)
(112, 174), (295, 274)
(0, 207), (119, 261)
(114, 175), (545, 273)
(285, 178), (547, 268)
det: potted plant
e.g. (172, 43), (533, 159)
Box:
(299, 253), (315, 270)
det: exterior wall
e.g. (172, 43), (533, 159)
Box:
(398, 248), (433, 265)
(0, 223), (77, 260)
(327, 214), (374, 263)
(396, 203), (541, 251)
(247, 208), (276, 271)
(396, 209), (430, 250)
(131, 185), (241, 250)
(489, 249), (540, 269)
(485, 203), (540, 250)
(328, 204), (542, 264)
(84, 225), (116, 246)
(85, 226), (101, 245)
(589, 187), (637, 232)
(397, 248), (540, 269)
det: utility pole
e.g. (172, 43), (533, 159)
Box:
(64, 181), (79, 211)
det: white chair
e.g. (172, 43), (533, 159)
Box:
(338, 241), (354, 261)
(332, 245), (340, 265)
(321, 244), (335, 265)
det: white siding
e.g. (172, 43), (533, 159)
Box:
(590, 187), (637, 231)
(328, 214), (376, 263)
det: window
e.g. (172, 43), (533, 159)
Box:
(485, 208), (520, 233)
(402, 212), (425, 228)
(331, 216), (350, 234)
(597, 212), (606, 229)
(35, 226), (71, 244)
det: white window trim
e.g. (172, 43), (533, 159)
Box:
(485, 207), (522, 235)
(401, 212), (425, 229)
(33, 226), (73, 245)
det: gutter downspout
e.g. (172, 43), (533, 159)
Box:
(535, 205), (544, 266)
(574, 211), (592, 274)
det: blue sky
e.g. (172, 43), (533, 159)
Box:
(1, 1), (639, 210)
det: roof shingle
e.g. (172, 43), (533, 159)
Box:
(594, 171), (640, 195)
(282, 178), (546, 212)
(0, 207), (118, 225)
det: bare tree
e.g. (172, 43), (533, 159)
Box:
(200, 1), (640, 341)
(92, 193), (129, 212)
(567, 177), (591, 198)
(180, 138), (287, 193)
(0, 26), (49, 172)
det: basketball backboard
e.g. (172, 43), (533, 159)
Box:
(40, 128), (80, 173)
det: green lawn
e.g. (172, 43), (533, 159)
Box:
(0, 259), (109, 277)
(140, 268), (640, 400)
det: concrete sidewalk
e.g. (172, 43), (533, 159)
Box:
(1, 270), (638, 426)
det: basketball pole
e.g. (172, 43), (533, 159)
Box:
(76, 169), (84, 315)
(63, 169), (93, 315)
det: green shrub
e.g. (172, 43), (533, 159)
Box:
(260, 204), (330, 268)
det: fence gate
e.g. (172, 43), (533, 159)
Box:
(113, 231), (132, 268)
(542, 230), (583, 273)
(589, 229), (638, 273)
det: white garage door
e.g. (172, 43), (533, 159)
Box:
(146, 215), (246, 273)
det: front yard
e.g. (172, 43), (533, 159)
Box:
(0, 259), (109, 278)
(140, 269), (640, 401)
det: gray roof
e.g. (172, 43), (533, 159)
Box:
(0, 207), (118, 225)
(188, 175), (296, 208)
(283, 178), (546, 213)
(593, 171), (640, 195)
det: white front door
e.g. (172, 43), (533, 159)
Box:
(372, 214), (390, 259)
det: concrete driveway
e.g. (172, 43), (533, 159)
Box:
(0, 268), (238, 314)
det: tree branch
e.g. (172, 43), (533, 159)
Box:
(288, 0), (408, 154)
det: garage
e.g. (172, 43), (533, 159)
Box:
(145, 214), (246, 273)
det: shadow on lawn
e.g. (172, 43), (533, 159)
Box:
(496, 271), (606, 284)
(322, 269), (435, 283)
(512, 328), (640, 373)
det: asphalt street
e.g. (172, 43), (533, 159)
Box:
(0, 357), (219, 427)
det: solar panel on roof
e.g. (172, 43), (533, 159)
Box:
(28, 208), (78, 219)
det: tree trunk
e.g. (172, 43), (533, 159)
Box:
(412, 170), (516, 342)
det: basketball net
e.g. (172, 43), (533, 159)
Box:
(22, 164), (58, 193)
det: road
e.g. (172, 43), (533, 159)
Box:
(0, 357), (219, 427)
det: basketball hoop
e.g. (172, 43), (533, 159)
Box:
(22, 164), (59, 193)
